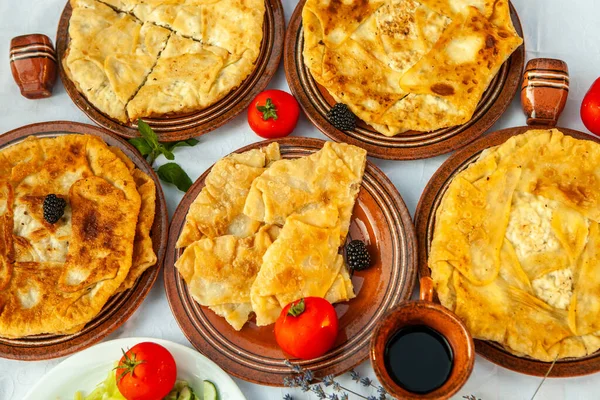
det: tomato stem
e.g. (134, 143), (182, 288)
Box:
(115, 348), (146, 383)
(257, 98), (278, 121)
(287, 298), (305, 317)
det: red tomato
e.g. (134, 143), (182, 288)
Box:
(275, 297), (339, 360)
(248, 90), (300, 138)
(115, 342), (177, 400)
(581, 78), (600, 136)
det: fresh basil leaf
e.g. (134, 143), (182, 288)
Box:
(158, 146), (176, 161)
(128, 137), (153, 157)
(157, 163), (193, 192)
(137, 119), (160, 150)
(163, 138), (200, 151)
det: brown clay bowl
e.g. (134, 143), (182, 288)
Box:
(284, 0), (525, 160)
(415, 126), (600, 377)
(55, 0), (284, 141)
(164, 137), (418, 385)
(0, 121), (168, 360)
(371, 276), (475, 399)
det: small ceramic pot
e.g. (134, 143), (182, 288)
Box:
(10, 34), (57, 99)
(370, 276), (475, 400)
(521, 58), (569, 127)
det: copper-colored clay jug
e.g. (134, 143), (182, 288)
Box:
(521, 58), (569, 127)
(10, 34), (57, 99)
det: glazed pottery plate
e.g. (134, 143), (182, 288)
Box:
(55, 0), (284, 141)
(0, 122), (168, 361)
(23, 337), (246, 400)
(164, 137), (418, 386)
(284, 0), (525, 160)
(415, 126), (600, 377)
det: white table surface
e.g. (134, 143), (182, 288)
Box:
(1, 0), (599, 399)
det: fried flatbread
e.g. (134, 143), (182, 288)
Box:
(418, 0), (496, 18)
(399, 6), (523, 119)
(303, 0), (522, 136)
(177, 143), (280, 248)
(108, 147), (158, 292)
(250, 204), (352, 326)
(0, 135), (142, 338)
(127, 33), (228, 120)
(67, 0), (265, 122)
(243, 141), (366, 242)
(175, 226), (273, 328)
(430, 129), (600, 361)
(65, 0), (171, 122)
(176, 142), (362, 330)
(117, 169), (157, 292)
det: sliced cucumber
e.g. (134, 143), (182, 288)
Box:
(163, 392), (178, 400)
(178, 386), (193, 400)
(203, 380), (218, 400)
(173, 381), (190, 392)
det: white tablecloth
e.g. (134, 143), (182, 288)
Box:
(1, 0), (599, 399)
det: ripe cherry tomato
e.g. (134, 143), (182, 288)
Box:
(275, 297), (339, 360)
(115, 342), (177, 400)
(581, 77), (600, 136)
(248, 90), (300, 138)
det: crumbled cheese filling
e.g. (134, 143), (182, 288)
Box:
(531, 269), (573, 310)
(505, 192), (578, 309)
(505, 192), (560, 259)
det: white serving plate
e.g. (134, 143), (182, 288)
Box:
(24, 337), (246, 400)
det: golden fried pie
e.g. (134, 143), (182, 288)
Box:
(176, 142), (280, 248)
(303, 0), (522, 136)
(0, 135), (156, 338)
(175, 142), (365, 330)
(430, 129), (600, 361)
(64, 0), (265, 122)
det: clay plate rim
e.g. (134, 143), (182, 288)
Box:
(55, 0), (284, 141)
(0, 121), (169, 361)
(284, 0), (525, 160)
(163, 136), (418, 385)
(415, 125), (600, 377)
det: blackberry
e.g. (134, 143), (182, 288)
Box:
(327, 103), (356, 131)
(345, 240), (371, 272)
(43, 194), (66, 224)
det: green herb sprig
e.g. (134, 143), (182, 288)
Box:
(129, 119), (198, 192)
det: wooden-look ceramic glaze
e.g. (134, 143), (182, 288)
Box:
(164, 137), (418, 386)
(283, 0), (525, 160)
(0, 122), (169, 361)
(521, 58), (569, 126)
(55, 0), (284, 141)
(371, 277), (474, 400)
(415, 126), (600, 377)
(10, 34), (57, 99)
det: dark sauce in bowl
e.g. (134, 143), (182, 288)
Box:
(384, 325), (453, 394)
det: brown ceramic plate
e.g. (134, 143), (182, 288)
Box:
(0, 121), (168, 361)
(415, 126), (600, 377)
(164, 137), (417, 385)
(55, 0), (284, 141)
(284, 0), (525, 160)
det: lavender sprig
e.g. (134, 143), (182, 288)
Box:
(322, 374), (335, 387)
(284, 359), (304, 374)
(350, 370), (388, 398)
(312, 384), (327, 399)
(360, 377), (373, 387)
(283, 361), (388, 400)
